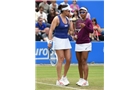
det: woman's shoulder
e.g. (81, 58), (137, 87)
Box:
(53, 15), (59, 21)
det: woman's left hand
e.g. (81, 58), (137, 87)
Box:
(79, 23), (85, 28)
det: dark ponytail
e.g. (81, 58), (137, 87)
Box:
(58, 4), (68, 13)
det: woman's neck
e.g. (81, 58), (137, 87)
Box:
(60, 13), (66, 18)
(82, 17), (86, 20)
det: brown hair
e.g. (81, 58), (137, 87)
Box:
(73, 9), (80, 18)
(92, 18), (98, 25)
(50, 8), (56, 16)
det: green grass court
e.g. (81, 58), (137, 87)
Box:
(36, 64), (104, 90)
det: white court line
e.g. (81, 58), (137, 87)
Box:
(36, 81), (88, 90)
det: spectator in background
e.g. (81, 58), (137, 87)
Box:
(60, 0), (70, 7)
(101, 30), (104, 35)
(37, 6), (47, 23)
(49, 0), (59, 14)
(36, 16), (50, 36)
(35, 2), (39, 12)
(39, 0), (50, 14)
(35, 3), (38, 23)
(86, 12), (91, 20)
(47, 8), (57, 24)
(92, 18), (104, 41)
(72, 9), (80, 34)
(47, 0), (51, 5)
(67, 11), (73, 21)
(42, 28), (50, 41)
(72, 10), (80, 23)
(35, 28), (44, 41)
(35, 12), (38, 23)
(70, 0), (80, 13)
(86, 8), (91, 20)
(72, 9), (80, 21)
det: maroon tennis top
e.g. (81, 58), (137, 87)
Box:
(76, 18), (93, 44)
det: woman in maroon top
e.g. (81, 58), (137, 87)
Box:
(74, 7), (93, 86)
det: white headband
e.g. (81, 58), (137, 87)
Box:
(62, 6), (72, 11)
(80, 7), (88, 12)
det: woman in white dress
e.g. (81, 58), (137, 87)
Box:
(75, 7), (93, 86)
(48, 4), (73, 86)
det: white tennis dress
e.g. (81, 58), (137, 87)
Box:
(52, 37), (71, 50)
(75, 43), (92, 52)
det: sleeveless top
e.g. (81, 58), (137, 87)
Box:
(53, 15), (69, 38)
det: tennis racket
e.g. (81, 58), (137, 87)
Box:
(48, 48), (58, 66)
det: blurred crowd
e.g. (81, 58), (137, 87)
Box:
(35, 0), (104, 42)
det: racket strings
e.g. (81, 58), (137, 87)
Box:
(49, 49), (58, 66)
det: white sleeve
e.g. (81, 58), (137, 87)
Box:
(37, 12), (40, 17)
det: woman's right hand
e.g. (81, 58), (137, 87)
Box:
(48, 43), (52, 49)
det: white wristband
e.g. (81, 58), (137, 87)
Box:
(48, 40), (53, 44)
